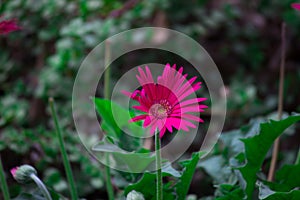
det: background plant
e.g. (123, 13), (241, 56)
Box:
(0, 0), (300, 199)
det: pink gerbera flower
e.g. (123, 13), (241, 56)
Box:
(123, 64), (207, 138)
(292, 3), (300, 11)
(0, 18), (21, 35)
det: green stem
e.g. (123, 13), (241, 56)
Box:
(155, 131), (162, 200)
(103, 40), (114, 200)
(49, 98), (78, 200)
(105, 154), (114, 200)
(0, 155), (10, 200)
(296, 146), (300, 165)
(104, 40), (111, 99)
(30, 174), (52, 200)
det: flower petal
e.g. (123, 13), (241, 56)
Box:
(292, 3), (300, 11)
(129, 114), (147, 122)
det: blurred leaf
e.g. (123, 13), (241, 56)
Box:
(198, 155), (233, 184)
(12, 187), (62, 200)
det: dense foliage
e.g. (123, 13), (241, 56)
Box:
(0, 0), (300, 199)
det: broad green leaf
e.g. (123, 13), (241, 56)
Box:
(124, 152), (205, 200)
(237, 114), (300, 199)
(92, 138), (156, 173)
(94, 98), (144, 139)
(175, 151), (205, 200)
(124, 172), (175, 200)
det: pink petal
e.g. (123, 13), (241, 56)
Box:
(132, 105), (148, 112)
(145, 66), (154, 82)
(143, 116), (151, 127)
(10, 167), (19, 178)
(0, 19), (21, 35)
(129, 114), (147, 122)
(165, 121), (173, 132)
(292, 3), (300, 11)
(176, 78), (198, 100)
(121, 90), (140, 101)
(167, 117), (181, 129)
(181, 114), (204, 123)
(179, 98), (207, 107)
(159, 126), (166, 138)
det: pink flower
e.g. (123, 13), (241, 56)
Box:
(123, 64), (207, 138)
(10, 167), (19, 178)
(0, 18), (21, 35)
(291, 3), (300, 11)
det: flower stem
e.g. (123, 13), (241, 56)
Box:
(268, 22), (286, 181)
(104, 40), (114, 200)
(30, 174), (52, 200)
(155, 131), (163, 200)
(105, 154), (114, 200)
(0, 155), (10, 200)
(49, 98), (78, 200)
(295, 146), (300, 165)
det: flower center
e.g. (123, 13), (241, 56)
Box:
(149, 100), (172, 119)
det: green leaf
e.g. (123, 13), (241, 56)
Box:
(263, 190), (300, 200)
(258, 182), (300, 200)
(124, 152), (205, 200)
(215, 184), (244, 200)
(262, 162), (300, 192)
(124, 172), (175, 200)
(92, 137), (156, 173)
(94, 98), (144, 139)
(237, 114), (300, 199)
(175, 151), (205, 200)
(275, 163), (300, 190)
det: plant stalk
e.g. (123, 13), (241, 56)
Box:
(295, 147), (300, 165)
(0, 155), (10, 200)
(49, 98), (78, 200)
(30, 173), (52, 200)
(104, 40), (114, 200)
(105, 154), (114, 200)
(155, 131), (163, 200)
(268, 22), (286, 181)
(104, 40), (111, 99)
